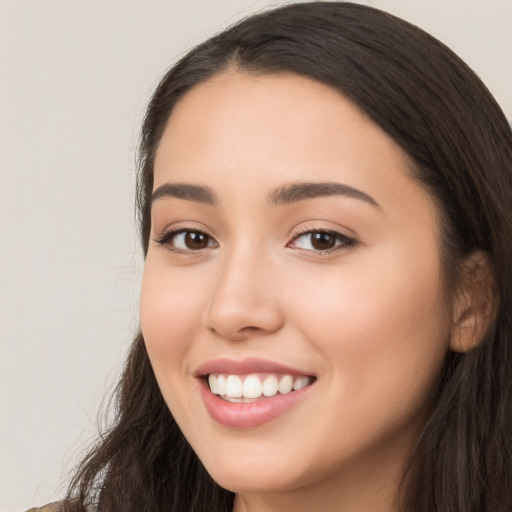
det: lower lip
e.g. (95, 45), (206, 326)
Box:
(199, 379), (313, 428)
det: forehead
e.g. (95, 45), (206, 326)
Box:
(153, 71), (437, 227)
(159, 71), (393, 162)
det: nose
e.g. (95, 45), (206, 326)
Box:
(203, 248), (284, 341)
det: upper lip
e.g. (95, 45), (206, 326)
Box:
(194, 357), (315, 377)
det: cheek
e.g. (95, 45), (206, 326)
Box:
(141, 254), (204, 328)
(286, 248), (451, 418)
(139, 258), (213, 436)
(139, 259), (205, 380)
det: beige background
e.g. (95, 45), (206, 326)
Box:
(1, 1), (510, 510)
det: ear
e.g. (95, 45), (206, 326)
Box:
(450, 250), (497, 353)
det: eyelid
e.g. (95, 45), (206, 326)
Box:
(154, 226), (219, 253)
(287, 227), (357, 253)
(153, 223), (357, 255)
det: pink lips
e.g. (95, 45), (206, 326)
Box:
(195, 357), (312, 377)
(195, 358), (315, 428)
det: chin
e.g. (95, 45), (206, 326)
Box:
(195, 441), (321, 494)
(208, 465), (305, 494)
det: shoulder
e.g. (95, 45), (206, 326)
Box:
(26, 500), (91, 512)
(26, 502), (64, 512)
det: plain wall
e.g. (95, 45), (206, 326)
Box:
(1, 1), (510, 510)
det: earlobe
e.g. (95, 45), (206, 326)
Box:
(449, 250), (497, 353)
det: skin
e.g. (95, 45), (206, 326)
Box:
(140, 71), (460, 512)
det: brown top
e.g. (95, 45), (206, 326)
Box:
(26, 502), (63, 512)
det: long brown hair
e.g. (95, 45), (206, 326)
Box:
(65, 3), (512, 511)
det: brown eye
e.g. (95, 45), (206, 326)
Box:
(183, 231), (210, 250)
(290, 230), (355, 252)
(310, 232), (337, 251)
(157, 229), (217, 252)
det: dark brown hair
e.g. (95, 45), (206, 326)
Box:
(65, 2), (512, 511)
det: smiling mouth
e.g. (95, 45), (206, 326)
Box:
(207, 373), (316, 403)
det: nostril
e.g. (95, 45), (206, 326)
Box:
(239, 326), (262, 333)
(206, 322), (277, 341)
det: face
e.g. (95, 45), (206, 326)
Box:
(140, 72), (453, 501)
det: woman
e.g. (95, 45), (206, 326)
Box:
(37, 2), (512, 511)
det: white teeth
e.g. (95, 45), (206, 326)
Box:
(262, 375), (278, 397)
(217, 374), (227, 395)
(293, 376), (310, 391)
(243, 375), (263, 399)
(225, 375), (242, 398)
(208, 373), (313, 399)
(208, 374), (218, 394)
(278, 375), (294, 394)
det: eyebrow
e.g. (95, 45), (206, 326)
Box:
(151, 183), (216, 205)
(151, 181), (380, 209)
(269, 182), (380, 209)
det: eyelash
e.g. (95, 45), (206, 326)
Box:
(155, 228), (217, 253)
(288, 228), (357, 254)
(155, 227), (357, 255)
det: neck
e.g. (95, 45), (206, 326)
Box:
(233, 474), (401, 512)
